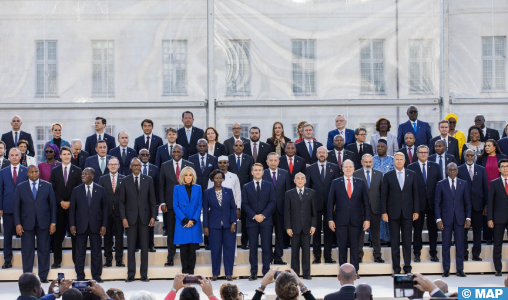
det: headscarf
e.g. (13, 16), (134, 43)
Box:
(445, 113), (459, 122)
(45, 143), (60, 161)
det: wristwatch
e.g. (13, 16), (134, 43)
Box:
(257, 284), (266, 292)
(300, 285), (309, 293)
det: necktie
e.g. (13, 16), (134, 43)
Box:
(201, 157), (205, 172)
(308, 142), (313, 155)
(398, 171), (403, 190)
(359, 143), (363, 158)
(13, 166), (17, 184)
(186, 129), (191, 144)
(87, 186), (92, 206)
(451, 179), (456, 197)
(100, 157), (105, 174)
(143, 165), (148, 175)
(366, 170), (371, 188)
(289, 157), (293, 174)
(505, 179), (508, 196)
(145, 136), (150, 149)
(272, 171), (277, 187)
(74, 155), (77, 161)
(237, 156), (241, 170)
(98, 134), (102, 141)
(112, 174), (116, 193)
(256, 181), (260, 197)
(321, 164), (325, 180)
(408, 147), (413, 161)
(253, 143), (258, 162)
(347, 178), (352, 198)
(122, 148), (126, 164)
(422, 163), (427, 184)
(32, 182), (37, 200)
(299, 189), (303, 200)
(413, 122), (417, 133)
(64, 166), (68, 186)
(439, 156), (444, 177)
(175, 162), (180, 179)
(337, 151), (342, 169)
(469, 166), (474, 181)
(169, 145), (173, 158)
(14, 132), (18, 145)
(135, 176), (139, 194)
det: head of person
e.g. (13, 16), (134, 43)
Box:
(231, 123), (243, 138)
(467, 125), (484, 142)
(272, 122), (285, 140)
(141, 119), (154, 135)
(251, 163), (264, 181)
(294, 172), (306, 189)
(406, 105), (418, 122)
(233, 140), (244, 155)
(433, 279), (448, 294)
(333, 134), (345, 151)
(354, 284), (373, 300)
(172, 144), (184, 161)
(179, 166), (197, 186)
(210, 169), (225, 188)
(464, 149), (476, 165)
(317, 146), (328, 163)
(335, 115), (347, 130)
(404, 132), (415, 147)
(416, 145), (429, 163)
(438, 120), (450, 137)
(355, 127), (367, 143)
(96, 140), (108, 157)
(62, 288), (83, 300)
(484, 139), (502, 156)
(82, 168), (95, 184)
(166, 127), (178, 144)
(275, 271), (300, 300)
(302, 123), (314, 140)
(393, 152), (406, 171)
(220, 283), (243, 300)
(361, 154), (373, 170)
(267, 152), (280, 170)
(106, 288), (125, 300)
(505, 123), (508, 136)
(60, 146), (72, 165)
(11, 115), (22, 131)
(499, 159), (508, 177)
(17, 140), (29, 155)
(296, 121), (309, 139)
(249, 127), (261, 142)
(94, 117), (106, 132)
(377, 139), (388, 157)
(9, 147), (21, 165)
(285, 141), (296, 157)
(444, 114), (458, 131)
(474, 114), (485, 129)
(375, 117), (391, 133)
(180, 287), (199, 300)
(117, 131), (129, 147)
(434, 140), (446, 155)
(446, 162), (458, 179)
(0, 141), (5, 157)
(138, 148), (150, 164)
(18, 273), (43, 298)
(217, 156), (229, 172)
(129, 290), (156, 300)
(71, 139), (83, 156)
(27, 165), (40, 182)
(108, 157), (120, 174)
(205, 127), (220, 143)
(343, 159), (355, 177)
(130, 158), (142, 176)
(196, 138), (208, 155)
(45, 144), (60, 161)
(337, 263), (357, 285)
(182, 111), (194, 128)
(52, 122), (63, 139)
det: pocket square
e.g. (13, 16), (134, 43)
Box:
(208, 164), (212, 167)
(329, 169), (333, 172)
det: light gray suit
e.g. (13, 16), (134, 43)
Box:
(223, 136), (249, 155)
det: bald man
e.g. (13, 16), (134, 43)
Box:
(324, 263), (357, 300)
(1, 115), (34, 157)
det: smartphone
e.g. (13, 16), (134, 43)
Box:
(72, 281), (91, 292)
(57, 273), (65, 284)
(182, 275), (203, 285)
(273, 271), (282, 280)
(393, 274), (416, 298)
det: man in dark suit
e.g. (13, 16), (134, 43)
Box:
(435, 162), (471, 277)
(224, 123), (249, 155)
(69, 167), (108, 282)
(49, 146), (82, 269)
(328, 135), (356, 177)
(353, 154), (384, 263)
(487, 158), (508, 276)
(475, 114), (500, 142)
(305, 146), (339, 264)
(134, 119), (164, 165)
(243, 127), (271, 169)
(99, 157), (126, 267)
(176, 111), (204, 157)
(279, 141), (306, 189)
(408, 145), (442, 263)
(109, 131), (137, 175)
(326, 115), (356, 150)
(429, 120), (461, 163)
(14, 165), (56, 282)
(1, 115), (35, 157)
(84, 117), (116, 156)
(0, 141), (10, 169)
(323, 263), (357, 300)
(346, 128), (374, 170)
(381, 152), (419, 274)
(242, 163), (276, 280)
(159, 145), (195, 266)
(498, 137), (508, 156)
(429, 140), (457, 179)
(458, 149), (488, 261)
(138, 148), (160, 252)
(84, 140), (112, 183)
(155, 127), (187, 168)
(285, 172), (317, 279)
(70, 139), (89, 170)
(189, 139), (219, 192)
(0, 147), (28, 269)
(263, 153), (291, 265)
(398, 132), (418, 167)
(296, 123), (322, 166)
(396, 105), (432, 149)
(119, 158), (157, 282)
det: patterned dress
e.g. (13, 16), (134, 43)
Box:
(373, 155), (395, 242)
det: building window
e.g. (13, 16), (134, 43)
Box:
(35, 40), (58, 97)
(92, 40), (115, 97)
(360, 39), (385, 94)
(292, 124), (318, 140)
(35, 126), (52, 162)
(409, 39), (433, 94)
(227, 124), (250, 139)
(485, 121), (504, 135)
(225, 40), (251, 96)
(163, 40), (187, 95)
(482, 36), (506, 91)
(292, 40), (316, 95)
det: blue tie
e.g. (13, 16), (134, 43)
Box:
(398, 171), (404, 190)
(143, 165), (148, 175)
(15, 132), (18, 145)
(98, 134), (102, 141)
(237, 156), (241, 170)
(32, 182), (37, 200)
(439, 156), (444, 178)
(187, 129), (191, 144)
(87, 186), (92, 207)
(308, 142), (313, 155)
(366, 170), (371, 188)
(422, 163), (427, 184)
(413, 122), (417, 133)
(201, 156), (205, 172)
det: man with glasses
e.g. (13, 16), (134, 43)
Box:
(84, 140), (112, 184)
(109, 131), (137, 175)
(326, 114), (356, 150)
(396, 105), (432, 149)
(346, 128), (374, 170)
(224, 123), (249, 155)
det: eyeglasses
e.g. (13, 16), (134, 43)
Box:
(139, 153), (150, 156)
(108, 163), (120, 166)
(418, 152), (429, 154)
(232, 127), (242, 130)
(465, 154), (475, 157)
(131, 164), (142, 168)
(45, 150), (54, 153)
(53, 129), (62, 131)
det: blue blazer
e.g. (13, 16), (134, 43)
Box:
(295, 140), (323, 165)
(173, 184), (203, 244)
(14, 180), (56, 230)
(84, 133), (116, 157)
(1, 131), (35, 157)
(69, 183), (109, 235)
(176, 126), (205, 157)
(434, 178), (471, 226)
(0, 165), (28, 213)
(327, 177), (370, 226)
(108, 146), (137, 175)
(188, 154), (218, 191)
(326, 128), (356, 150)
(155, 143), (187, 168)
(241, 180), (276, 228)
(407, 161), (442, 211)
(262, 168), (291, 214)
(202, 187), (237, 228)
(498, 138), (508, 157)
(457, 164), (488, 212)
(84, 155), (112, 183)
(397, 120), (432, 149)
(134, 134), (164, 165)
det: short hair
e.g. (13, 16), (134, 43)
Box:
(438, 119), (449, 126)
(302, 123), (314, 130)
(60, 146), (72, 155)
(117, 131), (128, 139)
(294, 172), (305, 179)
(62, 288), (84, 300)
(354, 127), (367, 135)
(165, 127), (177, 135)
(355, 284), (373, 300)
(204, 126), (220, 143)
(9, 147), (21, 156)
(499, 158), (508, 168)
(343, 159), (354, 167)
(179, 166), (197, 185)
(71, 139), (82, 146)
(18, 273), (40, 295)
(404, 132), (415, 138)
(106, 288), (125, 300)
(180, 287), (199, 300)
(95, 117), (106, 125)
(209, 169), (225, 181)
(129, 291), (156, 300)
(285, 141), (295, 146)
(27, 165), (38, 172)
(0, 140), (5, 149)
(96, 140), (107, 148)
(338, 263), (356, 283)
(333, 134), (344, 140)
(182, 111), (194, 119)
(130, 157), (142, 165)
(275, 272), (299, 300)
(17, 139), (29, 147)
(417, 145), (429, 152)
(84, 167), (96, 176)
(249, 126), (260, 133)
(251, 163), (264, 171)
(267, 152), (279, 160)
(220, 283), (240, 300)
(375, 118), (392, 132)
(51, 122), (63, 131)
(361, 153), (373, 161)
(434, 139), (446, 146)
(109, 157), (120, 165)
(464, 148), (476, 155)
(393, 152), (405, 159)
(141, 119), (154, 127)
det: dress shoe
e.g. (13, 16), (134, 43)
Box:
(165, 260), (174, 267)
(392, 271), (401, 277)
(226, 276), (233, 281)
(487, 240), (493, 245)
(40, 278), (49, 283)
(413, 255), (421, 263)
(116, 261), (126, 267)
(303, 275), (312, 280)
(155, 217), (159, 221)
(141, 276), (150, 282)
(332, 243), (338, 248)
(273, 260), (287, 265)
(312, 258), (321, 264)
(94, 278), (104, 283)
(163, 229), (168, 236)
(472, 256), (483, 261)
(51, 263), (61, 269)
(103, 261), (112, 267)
(464, 256), (469, 261)
(125, 277), (135, 282)
(284, 244), (290, 249)
(456, 270), (467, 277)
(356, 273), (361, 279)
(211, 276), (218, 281)
(430, 256), (440, 262)
(135, 248), (140, 252)
(148, 246), (156, 253)
(241, 245), (249, 250)
(249, 274), (257, 281)
(495, 271), (503, 276)
(1, 262), (12, 269)
(442, 271), (450, 277)
(324, 258), (336, 264)
(374, 257), (385, 263)
(205, 245), (211, 250)
(359, 258), (363, 263)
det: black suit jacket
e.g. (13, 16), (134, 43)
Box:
(210, 142), (227, 157)
(408, 161), (442, 212)
(346, 142), (374, 170)
(176, 126), (205, 156)
(134, 134), (164, 165)
(398, 146), (418, 167)
(429, 135), (461, 163)
(69, 183), (109, 235)
(141, 163), (160, 203)
(119, 174), (157, 225)
(484, 127), (500, 142)
(262, 168), (291, 214)
(353, 168), (383, 214)
(266, 136), (292, 156)
(323, 286), (355, 300)
(1, 131), (34, 157)
(428, 153), (457, 178)
(49, 164), (83, 206)
(305, 162), (339, 211)
(224, 136), (249, 155)
(458, 164), (488, 212)
(188, 154), (219, 192)
(84, 133), (116, 157)
(99, 173), (125, 217)
(381, 169), (419, 219)
(284, 188), (317, 234)
(487, 177), (508, 224)
(0, 158), (10, 169)
(327, 149), (356, 176)
(296, 140), (323, 165)
(108, 146), (137, 175)
(228, 154), (253, 189)
(71, 150), (89, 170)
(159, 159), (194, 207)
(278, 155), (306, 188)
(498, 138), (508, 157)
(155, 143), (188, 168)
(243, 141), (271, 169)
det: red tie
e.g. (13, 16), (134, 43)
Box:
(347, 178), (352, 198)
(176, 162), (180, 179)
(505, 179), (508, 196)
(13, 166), (17, 184)
(74, 155), (77, 161)
(289, 157), (294, 175)
(408, 147), (413, 161)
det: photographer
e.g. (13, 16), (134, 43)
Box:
(411, 273), (447, 298)
(253, 269), (315, 300)
(164, 274), (217, 300)
(62, 280), (112, 300)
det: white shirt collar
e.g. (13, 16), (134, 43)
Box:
(110, 172), (118, 178)
(120, 146), (128, 150)
(11, 164), (19, 172)
(395, 168), (405, 175)
(96, 132), (104, 139)
(269, 168), (278, 175)
(467, 163), (475, 170)
(501, 175), (508, 182)
(199, 153), (207, 160)
(145, 133), (153, 139)
(236, 153), (243, 159)
(448, 177), (456, 185)
(29, 179), (39, 186)
(254, 179), (262, 184)
(418, 160), (427, 167)
(297, 186), (305, 193)
(411, 120), (418, 126)
(85, 182), (94, 189)
(363, 167), (372, 174)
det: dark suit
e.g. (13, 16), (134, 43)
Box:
(327, 149), (356, 177)
(305, 162), (339, 260)
(458, 164), (488, 258)
(266, 137), (292, 156)
(487, 177), (508, 272)
(139, 162), (160, 248)
(262, 168), (290, 262)
(483, 127), (501, 142)
(241, 180), (276, 275)
(296, 140), (322, 165)
(224, 136), (249, 155)
(323, 286), (355, 300)
(398, 146), (418, 168)
(498, 138), (508, 157)
(284, 188), (317, 277)
(188, 154), (218, 192)
(210, 142), (227, 157)
(71, 150), (89, 170)
(159, 159), (194, 262)
(428, 153), (457, 179)
(0, 158), (10, 169)
(108, 147), (137, 175)
(0, 165), (28, 263)
(429, 136), (461, 163)
(1, 131), (34, 157)
(84, 155), (112, 183)
(155, 143), (187, 168)
(99, 173), (125, 264)
(84, 133), (116, 157)
(14, 180), (56, 279)
(279, 155), (306, 189)
(381, 169), (419, 273)
(408, 161), (442, 258)
(176, 126), (205, 157)
(134, 134), (164, 165)
(397, 120), (432, 149)
(435, 178), (471, 272)
(346, 143), (374, 170)
(119, 174), (157, 278)
(327, 177), (370, 271)
(326, 128), (356, 150)
(243, 141), (271, 169)
(49, 164), (82, 265)
(354, 168), (383, 260)
(69, 183), (108, 280)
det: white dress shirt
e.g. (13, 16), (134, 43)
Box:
(467, 163), (475, 176)
(10, 164), (20, 177)
(335, 149), (344, 165)
(363, 168), (373, 181)
(207, 171), (242, 208)
(395, 168), (405, 187)
(109, 172), (118, 186)
(250, 141), (260, 153)
(418, 160), (427, 174)
(85, 182), (94, 196)
(167, 143), (177, 157)
(198, 154), (208, 168)
(407, 145), (415, 157)
(286, 155), (295, 167)
(269, 168), (278, 180)
(29, 179), (39, 192)
(434, 154), (446, 178)
(96, 131), (105, 140)
(133, 174), (141, 189)
(62, 163), (71, 179)
(304, 139), (314, 154)
(208, 142), (215, 156)
(144, 133), (153, 149)
(440, 134), (449, 147)
(482, 127), (487, 138)
(173, 159), (182, 176)
(356, 142), (364, 153)
(411, 120), (418, 128)
(97, 155), (107, 167)
(12, 130), (20, 143)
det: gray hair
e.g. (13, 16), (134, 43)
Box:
(71, 139), (83, 146)
(393, 152), (406, 159)
(361, 153), (373, 161)
(129, 291), (156, 300)
(267, 152), (280, 160)
(9, 147), (21, 156)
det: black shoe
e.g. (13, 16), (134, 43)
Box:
(413, 255), (421, 263)
(51, 263), (61, 269)
(273, 260), (287, 265)
(356, 273), (361, 279)
(163, 229), (168, 236)
(374, 257), (385, 263)
(148, 246), (156, 253)
(284, 244), (290, 249)
(464, 256), (469, 261)
(103, 261), (112, 267)
(456, 270), (467, 277)
(141, 276), (150, 282)
(66, 233), (72, 237)
(332, 243), (338, 249)
(40, 278), (49, 283)
(1, 262), (12, 269)
(165, 260), (174, 267)
(94, 277), (104, 283)
(495, 271), (503, 276)
(226, 276), (233, 281)
(211, 276), (218, 281)
(472, 256), (483, 261)
(324, 258), (336, 264)
(387, 242), (391, 247)
(487, 240), (493, 245)
(205, 245), (211, 250)
(430, 255), (440, 262)
(241, 245), (249, 250)
(312, 258), (321, 264)
(303, 275), (312, 280)
(249, 274), (257, 281)
(135, 248), (140, 252)
(116, 261), (126, 267)
(359, 258), (363, 263)
(125, 276), (135, 282)
(442, 271), (450, 277)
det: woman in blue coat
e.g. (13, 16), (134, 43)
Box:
(203, 169), (237, 281)
(173, 166), (203, 274)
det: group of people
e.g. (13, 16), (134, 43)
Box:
(2, 106), (508, 284)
